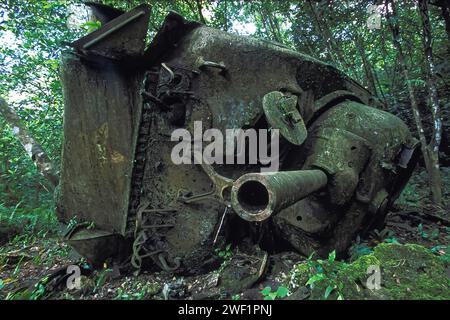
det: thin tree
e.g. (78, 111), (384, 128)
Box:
(430, 0), (450, 50)
(185, 0), (207, 24)
(354, 31), (379, 96)
(385, 0), (442, 205)
(0, 97), (59, 188)
(418, 0), (443, 205)
(307, 0), (358, 77)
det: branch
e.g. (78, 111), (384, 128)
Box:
(0, 97), (59, 188)
(195, 0), (207, 25)
(419, 0), (442, 152)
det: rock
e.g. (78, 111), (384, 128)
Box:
(286, 287), (310, 300)
(241, 288), (264, 300)
(191, 287), (222, 300)
(162, 278), (187, 300)
(189, 271), (220, 299)
(219, 249), (268, 294)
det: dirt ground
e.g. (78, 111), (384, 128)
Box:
(0, 167), (448, 300)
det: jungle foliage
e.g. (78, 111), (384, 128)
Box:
(0, 0), (449, 223)
(0, 0), (449, 301)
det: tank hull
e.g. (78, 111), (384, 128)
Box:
(58, 8), (418, 273)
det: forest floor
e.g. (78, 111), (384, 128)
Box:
(0, 168), (448, 300)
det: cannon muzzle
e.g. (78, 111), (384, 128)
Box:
(231, 170), (328, 222)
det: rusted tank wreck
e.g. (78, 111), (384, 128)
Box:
(57, 4), (418, 274)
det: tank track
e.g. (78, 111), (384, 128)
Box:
(126, 68), (160, 237)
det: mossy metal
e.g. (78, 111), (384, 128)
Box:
(231, 170), (328, 222)
(58, 5), (418, 271)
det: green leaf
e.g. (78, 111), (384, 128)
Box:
(307, 251), (316, 260)
(384, 237), (400, 244)
(261, 286), (272, 296)
(430, 245), (446, 253)
(30, 282), (46, 300)
(430, 228), (440, 240)
(81, 20), (102, 33)
(276, 286), (289, 298)
(324, 285), (334, 299)
(306, 273), (325, 287)
(418, 223), (423, 233)
(328, 250), (336, 263)
(94, 268), (112, 292)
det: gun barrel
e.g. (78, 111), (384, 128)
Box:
(231, 170), (328, 222)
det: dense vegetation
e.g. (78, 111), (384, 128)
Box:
(0, 0), (448, 300)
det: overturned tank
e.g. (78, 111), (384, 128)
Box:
(56, 4), (418, 274)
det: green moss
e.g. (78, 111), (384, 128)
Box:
(370, 243), (448, 299)
(291, 243), (449, 300)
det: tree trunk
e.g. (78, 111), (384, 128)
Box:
(418, 0), (443, 205)
(308, 0), (358, 77)
(380, 30), (399, 110)
(195, 0), (207, 24)
(385, 1), (429, 172)
(267, 15), (281, 43)
(0, 97), (59, 188)
(223, 0), (229, 32)
(386, 0), (442, 205)
(434, 0), (450, 49)
(306, 0), (339, 66)
(371, 62), (389, 110)
(270, 9), (283, 42)
(288, 14), (317, 56)
(354, 32), (378, 96)
(443, 4), (450, 48)
(260, 4), (282, 43)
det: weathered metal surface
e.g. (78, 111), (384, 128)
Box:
(71, 4), (150, 60)
(231, 170), (328, 222)
(262, 91), (307, 145)
(274, 100), (417, 256)
(58, 7), (418, 271)
(58, 53), (143, 235)
(134, 63), (225, 274)
(156, 24), (375, 134)
(64, 224), (122, 267)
